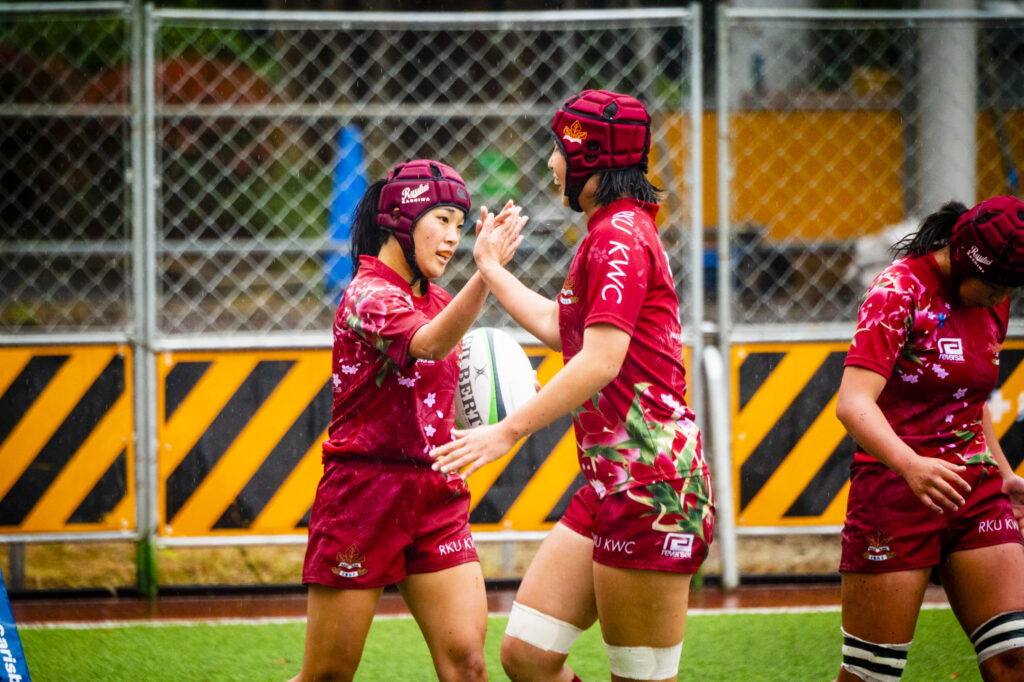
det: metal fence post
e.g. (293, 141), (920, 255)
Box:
(688, 1), (705, 433)
(131, 0), (159, 596)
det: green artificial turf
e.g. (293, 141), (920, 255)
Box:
(20, 608), (980, 681)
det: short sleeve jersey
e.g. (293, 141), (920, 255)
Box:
(558, 198), (706, 498)
(845, 252), (1008, 466)
(323, 256), (458, 465)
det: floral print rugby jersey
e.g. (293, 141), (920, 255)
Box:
(323, 256), (459, 465)
(559, 199), (706, 498)
(845, 252), (1009, 466)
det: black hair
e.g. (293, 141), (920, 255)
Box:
(592, 166), (663, 207)
(350, 178), (388, 276)
(890, 200), (970, 259)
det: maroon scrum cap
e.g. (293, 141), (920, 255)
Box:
(550, 89), (651, 211)
(377, 159), (471, 259)
(950, 195), (1024, 287)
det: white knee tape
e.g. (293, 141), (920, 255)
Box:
(504, 601), (583, 655)
(840, 627), (910, 682)
(605, 642), (682, 680)
(970, 611), (1024, 664)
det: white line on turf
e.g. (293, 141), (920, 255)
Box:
(17, 603), (952, 629)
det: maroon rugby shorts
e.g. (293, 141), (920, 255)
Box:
(302, 456), (477, 589)
(841, 461), (1022, 573)
(560, 475), (714, 574)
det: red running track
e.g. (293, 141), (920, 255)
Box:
(10, 583), (951, 625)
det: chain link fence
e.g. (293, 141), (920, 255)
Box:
(719, 8), (1024, 337)
(1, 5), (701, 342)
(1, 3), (134, 335)
(150, 8), (700, 338)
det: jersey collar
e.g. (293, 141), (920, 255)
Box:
(587, 198), (660, 232)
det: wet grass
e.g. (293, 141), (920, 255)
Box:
(21, 607), (979, 681)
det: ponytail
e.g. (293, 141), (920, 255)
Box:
(350, 179), (388, 276)
(890, 201), (970, 259)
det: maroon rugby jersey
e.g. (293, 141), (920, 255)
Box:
(558, 198), (706, 498)
(323, 255), (459, 464)
(845, 252), (1008, 465)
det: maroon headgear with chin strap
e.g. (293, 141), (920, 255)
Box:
(949, 195), (1024, 287)
(550, 89), (651, 212)
(377, 159), (471, 261)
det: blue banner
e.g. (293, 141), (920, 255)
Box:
(0, 569), (30, 682)
(325, 124), (368, 299)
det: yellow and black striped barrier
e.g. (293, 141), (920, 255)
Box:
(0, 345), (135, 535)
(156, 345), (692, 538)
(157, 350), (332, 538)
(732, 341), (1024, 528)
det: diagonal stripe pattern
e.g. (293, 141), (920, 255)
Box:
(0, 346), (134, 533)
(732, 341), (1024, 529)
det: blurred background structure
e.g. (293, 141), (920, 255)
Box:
(2, 0), (1024, 594)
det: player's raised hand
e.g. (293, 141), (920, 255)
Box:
(475, 200), (525, 270)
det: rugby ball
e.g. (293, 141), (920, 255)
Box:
(454, 327), (537, 428)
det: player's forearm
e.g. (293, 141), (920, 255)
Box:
(408, 272), (488, 360)
(502, 343), (619, 442)
(836, 390), (919, 476)
(478, 262), (561, 350)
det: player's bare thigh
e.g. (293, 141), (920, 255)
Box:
(593, 564), (691, 648)
(292, 583), (383, 682)
(501, 522), (598, 677)
(514, 522), (598, 627)
(840, 568), (931, 643)
(941, 542), (1024, 635)
(399, 561), (488, 681)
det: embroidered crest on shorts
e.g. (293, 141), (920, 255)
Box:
(331, 544), (368, 578)
(863, 531), (896, 562)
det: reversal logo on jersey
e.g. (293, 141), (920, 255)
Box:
(937, 337), (965, 363)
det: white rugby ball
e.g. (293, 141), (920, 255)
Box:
(454, 327), (537, 428)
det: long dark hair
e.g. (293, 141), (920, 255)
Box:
(350, 179), (388, 276)
(890, 200), (969, 259)
(592, 166), (662, 207)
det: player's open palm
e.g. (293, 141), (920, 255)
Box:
(901, 455), (971, 515)
(475, 200), (525, 269)
(430, 422), (517, 478)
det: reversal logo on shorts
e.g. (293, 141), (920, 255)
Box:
(331, 544), (368, 578)
(937, 337), (965, 363)
(562, 120), (587, 145)
(863, 531), (896, 562)
(661, 532), (694, 559)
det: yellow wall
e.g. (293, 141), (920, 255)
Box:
(652, 109), (1024, 241)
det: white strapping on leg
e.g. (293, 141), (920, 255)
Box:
(840, 627), (910, 682)
(605, 642), (683, 680)
(504, 601), (582, 654)
(970, 611), (1024, 664)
